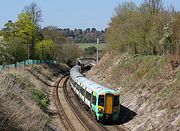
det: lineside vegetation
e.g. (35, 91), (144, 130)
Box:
(107, 0), (180, 57)
(0, 3), (81, 66)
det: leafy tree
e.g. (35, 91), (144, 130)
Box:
(85, 28), (90, 33)
(85, 46), (97, 56)
(1, 13), (35, 43)
(0, 37), (27, 65)
(15, 12), (36, 43)
(0, 12), (34, 63)
(172, 12), (180, 55)
(106, 0), (180, 56)
(42, 26), (65, 45)
(0, 38), (13, 65)
(91, 28), (97, 33)
(1, 12), (35, 47)
(56, 43), (82, 65)
(35, 39), (55, 60)
(24, 3), (43, 59)
(0, 20), (16, 41)
(8, 37), (27, 64)
(107, 2), (139, 53)
(0, 3), (44, 63)
(15, 12), (37, 59)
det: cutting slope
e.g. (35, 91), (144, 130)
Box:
(87, 51), (180, 131)
(0, 64), (69, 130)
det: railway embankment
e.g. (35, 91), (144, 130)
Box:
(87, 51), (180, 130)
(0, 64), (69, 130)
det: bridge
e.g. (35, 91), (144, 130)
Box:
(77, 57), (96, 69)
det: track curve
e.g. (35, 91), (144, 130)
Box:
(53, 75), (128, 131)
(53, 75), (75, 130)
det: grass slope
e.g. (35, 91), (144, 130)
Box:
(87, 51), (180, 130)
(0, 64), (69, 130)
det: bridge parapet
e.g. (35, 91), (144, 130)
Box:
(77, 57), (96, 69)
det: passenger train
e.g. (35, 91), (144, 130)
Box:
(69, 66), (120, 122)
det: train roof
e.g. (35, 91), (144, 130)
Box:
(70, 66), (83, 78)
(70, 66), (118, 94)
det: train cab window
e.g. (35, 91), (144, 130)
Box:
(92, 95), (96, 105)
(86, 91), (91, 101)
(113, 96), (120, 106)
(98, 95), (104, 106)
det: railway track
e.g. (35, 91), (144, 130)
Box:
(53, 75), (90, 130)
(53, 75), (128, 131)
(65, 78), (127, 131)
(52, 75), (75, 131)
(104, 125), (126, 131)
(63, 77), (106, 131)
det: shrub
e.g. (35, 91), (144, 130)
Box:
(85, 46), (97, 56)
(32, 89), (49, 109)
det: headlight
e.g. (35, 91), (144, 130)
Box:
(98, 108), (103, 112)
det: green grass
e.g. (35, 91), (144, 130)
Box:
(77, 43), (106, 50)
(32, 89), (49, 109)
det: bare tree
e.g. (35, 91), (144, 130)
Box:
(24, 2), (42, 25)
(144, 0), (164, 14)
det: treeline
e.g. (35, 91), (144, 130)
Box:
(58, 28), (106, 43)
(107, 0), (180, 56)
(0, 3), (81, 65)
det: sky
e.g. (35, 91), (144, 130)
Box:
(0, 0), (179, 30)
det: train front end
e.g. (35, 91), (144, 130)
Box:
(96, 92), (120, 122)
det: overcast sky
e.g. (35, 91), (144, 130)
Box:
(0, 0), (179, 30)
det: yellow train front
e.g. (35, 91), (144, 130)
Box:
(70, 66), (120, 122)
(92, 90), (120, 122)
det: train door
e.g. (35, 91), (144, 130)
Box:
(91, 92), (97, 112)
(105, 94), (113, 114)
(91, 92), (97, 120)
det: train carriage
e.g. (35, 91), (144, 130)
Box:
(70, 66), (120, 122)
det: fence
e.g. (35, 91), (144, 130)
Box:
(0, 59), (57, 72)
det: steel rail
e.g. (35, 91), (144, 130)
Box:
(53, 75), (75, 131)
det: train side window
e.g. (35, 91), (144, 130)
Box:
(113, 96), (120, 106)
(70, 78), (72, 83)
(75, 83), (78, 89)
(77, 84), (80, 90)
(86, 91), (91, 101)
(80, 87), (85, 96)
(92, 95), (96, 105)
(72, 80), (75, 86)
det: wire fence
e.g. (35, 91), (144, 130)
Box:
(0, 59), (57, 72)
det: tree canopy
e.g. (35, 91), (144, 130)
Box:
(35, 39), (55, 60)
(106, 0), (180, 56)
(42, 26), (65, 45)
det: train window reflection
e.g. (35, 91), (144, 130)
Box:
(98, 95), (104, 106)
(86, 91), (91, 101)
(113, 96), (119, 106)
(92, 96), (96, 105)
(80, 87), (85, 96)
